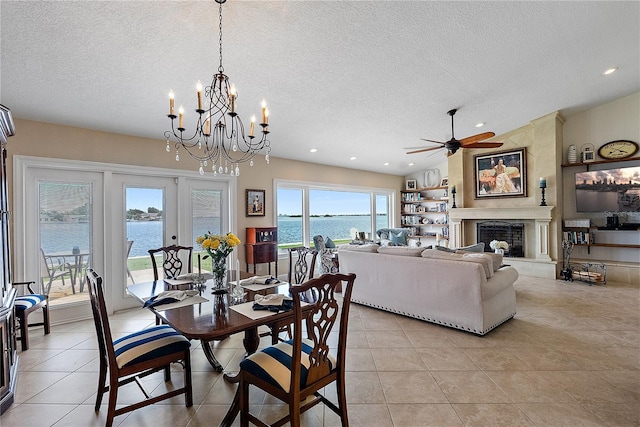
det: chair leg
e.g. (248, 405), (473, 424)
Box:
(336, 375), (349, 427)
(184, 351), (193, 407)
(43, 304), (51, 335)
(164, 364), (171, 382)
(95, 358), (108, 411)
(18, 312), (29, 351)
(240, 375), (249, 427)
(106, 377), (119, 427)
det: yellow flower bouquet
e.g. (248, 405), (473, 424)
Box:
(196, 232), (241, 290)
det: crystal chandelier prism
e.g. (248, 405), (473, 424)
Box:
(164, 0), (271, 176)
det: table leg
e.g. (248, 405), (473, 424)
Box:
(200, 340), (224, 372)
(219, 326), (260, 427)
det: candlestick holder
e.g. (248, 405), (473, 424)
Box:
(451, 190), (457, 208)
(540, 187), (547, 206)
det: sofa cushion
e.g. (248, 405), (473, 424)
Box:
(461, 253), (494, 278)
(434, 245), (455, 253)
(377, 246), (424, 257)
(456, 242), (485, 253)
(339, 244), (380, 253)
(421, 249), (488, 281)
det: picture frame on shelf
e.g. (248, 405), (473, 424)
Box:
(440, 178), (448, 187)
(474, 148), (527, 199)
(246, 189), (266, 217)
(406, 179), (417, 190)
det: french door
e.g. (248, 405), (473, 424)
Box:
(14, 157), (233, 320)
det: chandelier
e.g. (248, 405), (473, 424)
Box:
(164, 0), (271, 176)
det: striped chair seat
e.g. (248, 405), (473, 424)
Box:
(15, 294), (47, 312)
(113, 325), (191, 369)
(240, 338), (336, 393)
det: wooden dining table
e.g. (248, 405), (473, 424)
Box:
(126, 278), (305, 427)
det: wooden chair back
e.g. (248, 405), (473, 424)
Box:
(287, 246), (318, 285)
(239, 272), (356, 426)
(148, 245), (193, 280)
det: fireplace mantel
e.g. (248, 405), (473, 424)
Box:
(448, 206), (554, 262)
(449, 206), (553, 222)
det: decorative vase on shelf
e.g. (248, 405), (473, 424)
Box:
(568, 144), (578, 163)
(495, 248), (505, 255)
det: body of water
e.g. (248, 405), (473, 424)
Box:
(40, 215), (389, 257)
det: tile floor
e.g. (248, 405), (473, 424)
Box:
(1, 275), (639, 426)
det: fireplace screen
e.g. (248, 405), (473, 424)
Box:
(477, 221), (524, 257)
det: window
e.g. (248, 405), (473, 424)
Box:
(275, 181), (394, 249)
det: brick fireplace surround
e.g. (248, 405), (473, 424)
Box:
(448, 206), (556, 278)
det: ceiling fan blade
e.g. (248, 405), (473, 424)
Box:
(420, 138), (446, 144)
(407, 146), (444, 154)
(460, 132), (496, 144)
(463, 142), (504, 149)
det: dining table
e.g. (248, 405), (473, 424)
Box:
(126, 277), (307, 427)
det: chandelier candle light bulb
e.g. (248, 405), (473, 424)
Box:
(178, 106), (184, 129)
(196, 81), (203, 111)
(249, 115), (255, 137)
(169, 90), (175, 116)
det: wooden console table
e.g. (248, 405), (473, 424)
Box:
(245, 227), (278, 275)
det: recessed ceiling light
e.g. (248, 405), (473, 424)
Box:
(475, 122), (485, 128)
(349, 156), (357, 160)
(309, 148), (318, 153)
(604, 67), (618, 75)
(408, 162), (415, 166)
(383, 162), (390, 166)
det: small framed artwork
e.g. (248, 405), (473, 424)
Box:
(406, 179), (417, 190)
(246, 189), (265, 217)
(474, 148), (527, 199)
(440, 178), (449, 187)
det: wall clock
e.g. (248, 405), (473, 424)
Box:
(597, 140), (639, 160)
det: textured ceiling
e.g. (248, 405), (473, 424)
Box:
(1, 1), (638, 176)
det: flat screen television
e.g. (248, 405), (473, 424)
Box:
(575, 166), (640, 212)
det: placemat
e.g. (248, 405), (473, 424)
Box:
(229, 301), (280, 320)
(151, 295), (208, 311)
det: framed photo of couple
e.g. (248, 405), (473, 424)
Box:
(474, 148), (527, 199)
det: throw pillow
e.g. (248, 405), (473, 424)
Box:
(389, 231), (407, 246)
(456, 242), (485, 253)
(434, 245), (456, 253)
(461, 253), (494, 278)
(421, 248), (464, 260)
(377, 246), (424, 257)
(458, 250), (503, 272)
(325, 237), (336, 248)
(340, 244), (379, 253)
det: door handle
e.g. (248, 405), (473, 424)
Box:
(171, 235), (177, 240)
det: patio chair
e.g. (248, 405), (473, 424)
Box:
(40, 248), (71, 296)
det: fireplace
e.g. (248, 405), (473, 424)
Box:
(477, 221), (524, 257)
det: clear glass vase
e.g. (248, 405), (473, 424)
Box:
(495, 248), (505, 255)
(211, 256), (228, 294)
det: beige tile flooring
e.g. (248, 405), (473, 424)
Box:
(2, 275), (639, 426)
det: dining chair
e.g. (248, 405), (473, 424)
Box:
(148, 245), (193, 281)
(13, 280), (50, 351)
(85, 268), (193, 427)
(239, 272), (356, 427)
(40, 248), (71, 296)
(262, 247), (318, 345)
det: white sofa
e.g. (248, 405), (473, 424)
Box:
(338, 246), (519, 335)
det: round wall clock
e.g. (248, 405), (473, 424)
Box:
(597, 140), (639, 160)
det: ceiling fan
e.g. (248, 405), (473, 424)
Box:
(407, 109), (503, 156)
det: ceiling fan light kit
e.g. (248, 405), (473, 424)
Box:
(408, 109), (503, 156)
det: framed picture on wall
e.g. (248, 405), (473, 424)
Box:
(246, 189), (265, 216)
(474, 148), (527, 199)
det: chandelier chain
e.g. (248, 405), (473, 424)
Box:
(218, 2), (224, 73)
